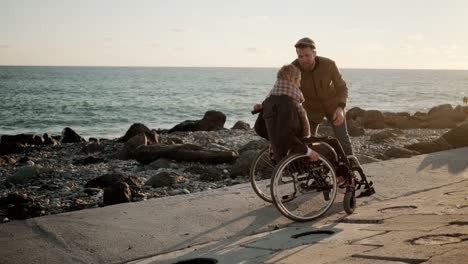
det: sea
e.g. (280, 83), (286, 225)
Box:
(1, 66), (467, 139)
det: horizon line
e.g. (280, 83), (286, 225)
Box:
(1, 64), (467, 71)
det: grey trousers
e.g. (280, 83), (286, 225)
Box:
(309, 115), (354, 156)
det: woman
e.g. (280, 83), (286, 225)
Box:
(253, 64), (319, 163)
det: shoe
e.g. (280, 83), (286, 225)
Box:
(337, 176), (346, 188)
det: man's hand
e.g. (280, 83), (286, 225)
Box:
(333, 107), (345, 126)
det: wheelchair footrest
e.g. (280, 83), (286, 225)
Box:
(357, 187), (375, 198)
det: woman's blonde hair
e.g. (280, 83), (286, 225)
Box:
(277, 64), (301, 82)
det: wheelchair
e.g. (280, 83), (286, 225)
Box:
(250, 136), (375, 222)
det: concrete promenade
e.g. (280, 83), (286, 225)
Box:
(1, 148), (467, 263)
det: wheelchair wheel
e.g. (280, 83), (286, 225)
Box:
(270, 153), (337, 222)
(343, 190), (356, 214)
(249, 145), (275, 203)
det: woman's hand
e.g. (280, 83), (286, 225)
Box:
(253, 104), (263, 112)
(309, 150), (319, 161)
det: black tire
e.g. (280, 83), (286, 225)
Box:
(270, 153), (337, 222)
(343, 190), (356, 214)
(249, 145), (275, 203)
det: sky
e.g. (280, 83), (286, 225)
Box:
(1, 0), (468, 69)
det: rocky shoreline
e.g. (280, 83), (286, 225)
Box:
(1, 104), (467, 223)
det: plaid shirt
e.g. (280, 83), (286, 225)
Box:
(268, 79), (311, 138)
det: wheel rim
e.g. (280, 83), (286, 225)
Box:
(271, 154), (337, 221)
(250, 146), (275, 202)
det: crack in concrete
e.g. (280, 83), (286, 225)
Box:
(351, 254), (428, 264)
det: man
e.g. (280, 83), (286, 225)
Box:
(292, 37), (354, 156)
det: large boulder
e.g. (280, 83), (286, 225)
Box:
(428, 104), (453, 117)
(383, 147), (420, 159)
(84, 173), (144, 189)
(0, 143), (27, 155)
(231, 121), (250, 130)
(0, 134), (44, 145)
(346, 107), (366, 123)
(405, 137), (452, 154)
(441, 122), (468, 148)
(144, 171), (186, 188)
(60, 127), (86, 143)
(103, 182), (132, 206)
(362, 110), (387, 129)
(238, 139), (269, 154)
(168, 110), (226, 133)
(230, 149), (258, 178)
(382, 112), (420, 129)
(118, 123), (159, 144)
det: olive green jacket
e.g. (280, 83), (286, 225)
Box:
(292, 56), (348, 123)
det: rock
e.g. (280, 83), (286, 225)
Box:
(230, 149), (258, 178)
(6, 166), (41, 185)
(362, 110), (387, 129)
(238, 139), (269, 154)
(370, 129), (403, 143)
(441, 122), (468, 148)
(119, 133), (148, 160)
(382, 112), (420, 129)
(0, 143), (27, 155)
(0, 193), (31, 206)
(134, 144), (239, 164)
(347, 124), (365, 137)
(383, 147), (420, 159)
(118, 123), (159, 144)
(0, 134), (41, 145)
(346, 107), (366, 122)
(73, 155), (105, 165)
(428, 104), (453, 117)
(60, 127), (86, 143)
(184, 167), (224, 182)
(5, 202), (44, 220)
(160, 135), (184, 145)
(231, 121), (250, 130)
(145, 158), (174, 170)
(83, 188), (102, 196)
(84, 173), (144, 189)
(0, 193), (44, 220)
(405, 137), (452, 154)
(192, 131), (217, 146)
(43, 133), (58, 145)
(421, 118), (458, 129)
(168, 110), (226, 133)
(144, 171), (186, 188)
(199, 110), (226, 131)
(103, 182), (132, 206)
(0, 156), (16, 165)
(82, 142), (104, 154)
